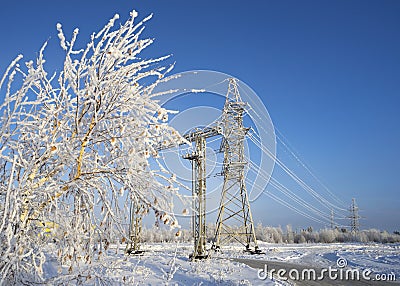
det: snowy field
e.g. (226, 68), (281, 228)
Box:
(42, 242), (399, 285)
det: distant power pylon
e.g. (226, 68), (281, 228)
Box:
(126, 198), (145, 255)
(330, 209), (335, 229)
(213, 78), (261, 254)
(348, 198), (360, 233)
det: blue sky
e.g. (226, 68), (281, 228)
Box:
(0, 0), (399, 231)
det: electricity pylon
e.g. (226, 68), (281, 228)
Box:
(184, 135), (208, 259)
(213, 78), (261, 253)
(125, 199), (145, 255)
(183, 127), (221, 260)
(349, 198), (360, 233)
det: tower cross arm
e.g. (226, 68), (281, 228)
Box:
(183, 125), (222, 142)
(156, 124), (222, 151)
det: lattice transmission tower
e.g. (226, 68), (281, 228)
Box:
(183, 127), (220, 259)
(330, 209), (335, 229)
(349, 198), (360, 233)
(126, 199), (145, 255)
(213, 78), (260, 253)
(184, 135), (207, 259)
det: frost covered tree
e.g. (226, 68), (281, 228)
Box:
(319, 229), (336, 243)
(285, 224), (294, 243)
(0, 10), (185, 284)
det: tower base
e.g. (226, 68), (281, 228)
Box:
(189, 252), (209, 260)
(126, 248), (145, 256)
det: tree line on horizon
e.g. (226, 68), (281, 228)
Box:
(134, 223), (400, 244)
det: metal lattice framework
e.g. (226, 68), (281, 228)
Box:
(184, 136), (207, 259)
(183, 127), (220, 259)
(126, 199), (144, 255)
(213, 78), (260, 253)
(349, 198), (360, 233)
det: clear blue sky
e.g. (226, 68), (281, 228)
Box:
(1, 0), (399, 231)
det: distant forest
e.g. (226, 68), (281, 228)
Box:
(133, 223), (400, 244)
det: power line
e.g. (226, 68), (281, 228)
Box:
(247, 130), (348, 213)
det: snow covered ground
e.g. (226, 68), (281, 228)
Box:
(42, 242), (400, 285)
(104, 243), (273, 285)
